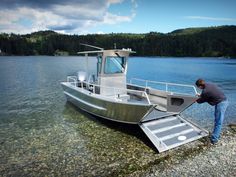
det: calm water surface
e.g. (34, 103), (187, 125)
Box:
(0, 56), (236, 176)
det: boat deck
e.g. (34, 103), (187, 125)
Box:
(141, 108), (176, 122)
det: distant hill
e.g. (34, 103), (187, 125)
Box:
(170, 26), (235, 35)
(0, 25), (236, 57)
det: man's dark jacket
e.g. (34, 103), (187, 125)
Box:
(197, 83), (226, 106)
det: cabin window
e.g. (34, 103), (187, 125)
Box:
(104, 56), (126, 74)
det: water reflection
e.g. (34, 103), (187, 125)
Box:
(222, 62), (236, 65)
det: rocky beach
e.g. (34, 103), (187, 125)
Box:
(130, 127), (236, 177)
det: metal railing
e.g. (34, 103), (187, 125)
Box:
(67, 76), (77, 86)
(130, 78), (198, 95)
(66, 76), (151, 104)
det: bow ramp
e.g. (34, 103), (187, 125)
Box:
(140, 111), (208, 153)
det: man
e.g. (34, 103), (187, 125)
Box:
(195, 79), (228, 144)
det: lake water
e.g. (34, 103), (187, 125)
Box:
(0, 56), (236, 176)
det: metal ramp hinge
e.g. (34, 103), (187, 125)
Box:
(139, 115), (208, 153)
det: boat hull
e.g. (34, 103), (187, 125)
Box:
(61, 82), (153, 124)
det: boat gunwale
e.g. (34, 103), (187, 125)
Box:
(61, 82), (153, 107)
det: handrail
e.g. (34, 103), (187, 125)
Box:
(130, 78), (198, 95)
(66, 76), (151, 105)
(67, 76), (77, 86)
(143, 92), (151, 105)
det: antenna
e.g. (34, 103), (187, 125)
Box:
(80, 43), (103, 50)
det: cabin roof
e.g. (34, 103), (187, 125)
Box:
(77, 49), (136, 56)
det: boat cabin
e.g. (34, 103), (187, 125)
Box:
(75, 47), (198, 114)
(78, 49), (134, 99)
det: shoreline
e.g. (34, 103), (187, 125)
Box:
(129, 128), (236, 177)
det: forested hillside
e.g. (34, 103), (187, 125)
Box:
(0, 26), (236, 57)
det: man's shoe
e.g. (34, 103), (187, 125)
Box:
(210, 140), (218, 145)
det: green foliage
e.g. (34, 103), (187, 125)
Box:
(0, 26), (236, 57)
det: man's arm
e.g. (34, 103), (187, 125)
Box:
(196, 93), (207, 104)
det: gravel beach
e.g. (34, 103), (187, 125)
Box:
(130, 128), (236, 177)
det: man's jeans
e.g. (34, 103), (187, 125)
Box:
(211, 100), (228, 143)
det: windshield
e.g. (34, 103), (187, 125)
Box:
(104, 56), (126, 74)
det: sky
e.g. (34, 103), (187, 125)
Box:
(0, 0), (236, 34)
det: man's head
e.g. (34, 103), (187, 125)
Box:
(195, 79), (205, 89)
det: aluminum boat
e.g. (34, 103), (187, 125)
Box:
(61, 46), (208, 152)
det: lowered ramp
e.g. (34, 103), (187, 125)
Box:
(140, 115), (208, 153)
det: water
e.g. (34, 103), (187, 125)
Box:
(0, 56), (236, 176)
